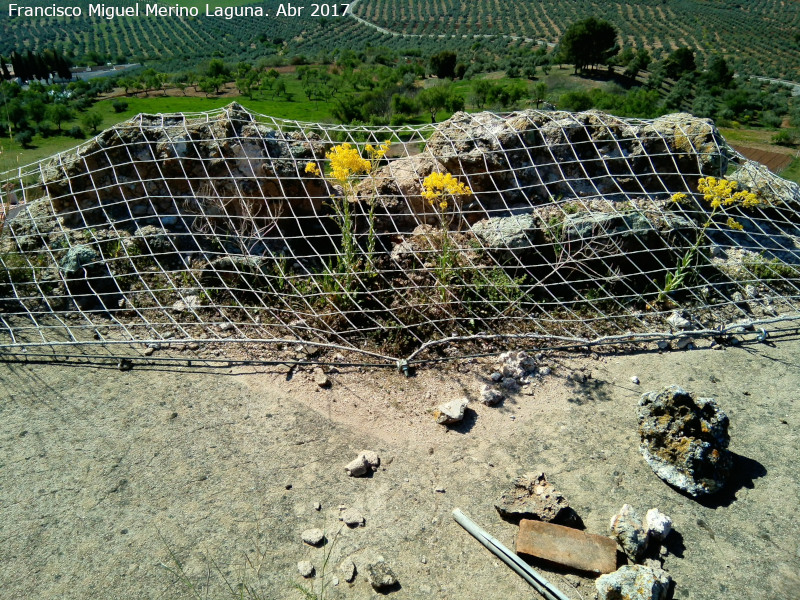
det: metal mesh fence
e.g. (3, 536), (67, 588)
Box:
(1, 103), (799, 366)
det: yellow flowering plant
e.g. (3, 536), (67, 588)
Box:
(303, 140), (390, 298)
(659, 176), (763, 303)
(421, 171), (473, 302)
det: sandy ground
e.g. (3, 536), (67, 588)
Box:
(1, 328), (799, 600)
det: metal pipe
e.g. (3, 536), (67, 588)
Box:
(452, 508), (571, 600)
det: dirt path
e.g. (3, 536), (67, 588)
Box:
(1, 330), (799, 599)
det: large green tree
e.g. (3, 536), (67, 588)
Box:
(559, 17), (619, 74)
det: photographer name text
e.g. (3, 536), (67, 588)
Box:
(8, 3), (350, 20)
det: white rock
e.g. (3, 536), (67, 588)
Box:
(340, 559), (356, 582)
(631, 376), (640, 385)
(301, 528), (325, 546)
(656, 340), (670, 350)
(340, 507), (365, 527)
(344, 450), (380, 476)
(676, 336), (693, 349)
(645, 508), (673, 542)
(297, 561), (314, 578)
(539, 366), (552, 376)
(666, 311), (693, 330)
(435, 397), (468, 425)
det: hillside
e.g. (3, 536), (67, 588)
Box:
(1, 0), (798, 78)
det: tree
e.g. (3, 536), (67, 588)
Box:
(46, 103), (73, 132)
(429, 51), (458, 79)
(664, 48), (696, 80)
(703, 56), (733, 88)
(111, 99), (128, 113)
(418, 84), (463, 122)
(15, 129), (33, 148)
(624, 49), (651, 80)
(559, 17), (619, 74)
(81, 111), (103, 133)
(533, 82), (548, 108)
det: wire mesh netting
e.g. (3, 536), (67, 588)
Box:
(1, 103), (799, 365)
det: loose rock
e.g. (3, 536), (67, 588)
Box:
(367, 558), (398, 591)
(480, 385), (504, 406)
(596, 565), (672, 600)
(297, 561), (315, 578)
(340, 559), (357, 583)
(610, 504), (649, 563)
(645, 508), (673, 542)
(434, 397), (468, 425)
(495, 471), (574, 524)
(638, 385), (732, 497)
(313, 367), (331, 388)
(301, 528), (325, 547)
(631, 376), (640, 385)
(340, 507), (365, 527)
(344, 450), (381, 477)
(666, 311), (693, 330)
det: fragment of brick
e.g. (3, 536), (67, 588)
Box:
(515, 519), (618, 574)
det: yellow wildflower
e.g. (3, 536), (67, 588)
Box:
(325, 143), (372, 184)
(439, 200), (448, 210)
(670, 192), (688, 203)
(304, 162), (320, 176)
(422, 172), (472, 202)
(726, 217), (744, 231)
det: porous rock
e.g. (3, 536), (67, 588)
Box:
(638, 385), (732, 497)
(610, 504), (649, 563)
(434, 397), (468, 425)
(495, 471), (573, 524)
(596, 565), (672, 600)
(367, 557), (397, 591)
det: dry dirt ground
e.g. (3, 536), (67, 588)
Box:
(1, 327), (799, 600)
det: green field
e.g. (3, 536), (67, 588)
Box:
(2, 0), (799, 78)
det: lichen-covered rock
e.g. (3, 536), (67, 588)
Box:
(638, 385), (732, 497)
(610, 504), (649, 563)
(495, 471), (574, 524)
(596, 565), (672, 600)
(59, 245), (98, 274)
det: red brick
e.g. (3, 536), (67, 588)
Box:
(516, 519), (618, 574)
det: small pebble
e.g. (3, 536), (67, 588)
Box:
(490, 371), (503, 382)
(301, 528), (325, 546)
(340, 507), (365, 527)
(631, 376), (640, 385)
(435, 486), (446, 493)
(313, 502), (321, 511)
(340, 559), (356, 583)
(297, 561), (314, 578)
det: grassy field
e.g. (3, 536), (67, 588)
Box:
(3, 71), (798, 187)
